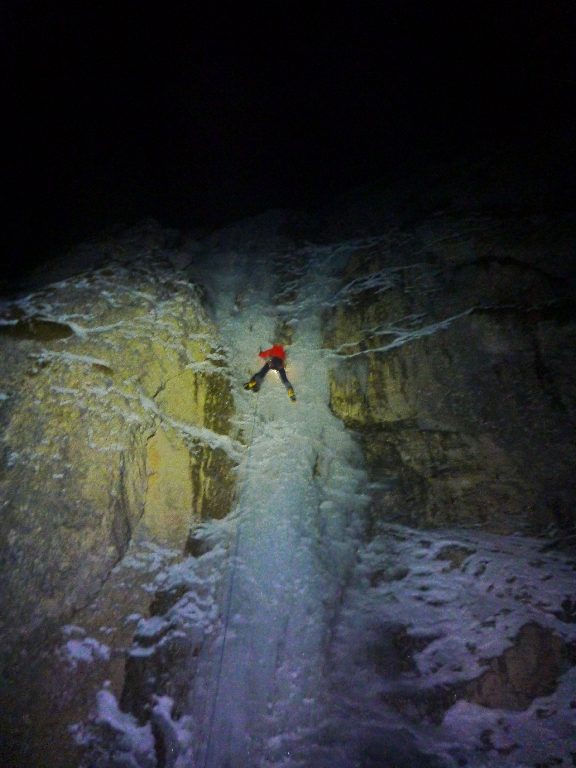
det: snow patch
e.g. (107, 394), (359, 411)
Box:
(61, 637), (110, 667)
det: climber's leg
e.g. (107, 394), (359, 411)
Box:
(278, 368), (296, 402)
(244, 363), (270, 392)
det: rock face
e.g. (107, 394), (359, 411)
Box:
(324, 214), (576, 535)
(465, 621), (576, 711)
(0, 228), (238, 649)
(380, 620), (576, 725)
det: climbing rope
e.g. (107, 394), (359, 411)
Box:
(197, 389), (260, 768)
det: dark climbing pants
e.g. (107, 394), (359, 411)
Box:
(250, 359), (293, 393)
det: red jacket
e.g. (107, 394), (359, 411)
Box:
(259, 345), (286, 361)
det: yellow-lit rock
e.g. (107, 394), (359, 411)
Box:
(142, 426), (194, 546)
(0, 247), (238, 646)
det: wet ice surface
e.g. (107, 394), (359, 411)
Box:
(182, 240), (370, 767)
(82, 231), (576, 767)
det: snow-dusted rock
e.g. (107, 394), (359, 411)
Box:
(0, 248), (237, 647)
(324, 213), (576, 535)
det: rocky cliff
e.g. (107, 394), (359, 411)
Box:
(324, 212), (576, 537)
(0, 225), (238, 650)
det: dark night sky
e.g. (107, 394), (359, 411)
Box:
(2, 1), (575, 285)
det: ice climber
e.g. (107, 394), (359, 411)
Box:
(243, 344), (296, 402)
